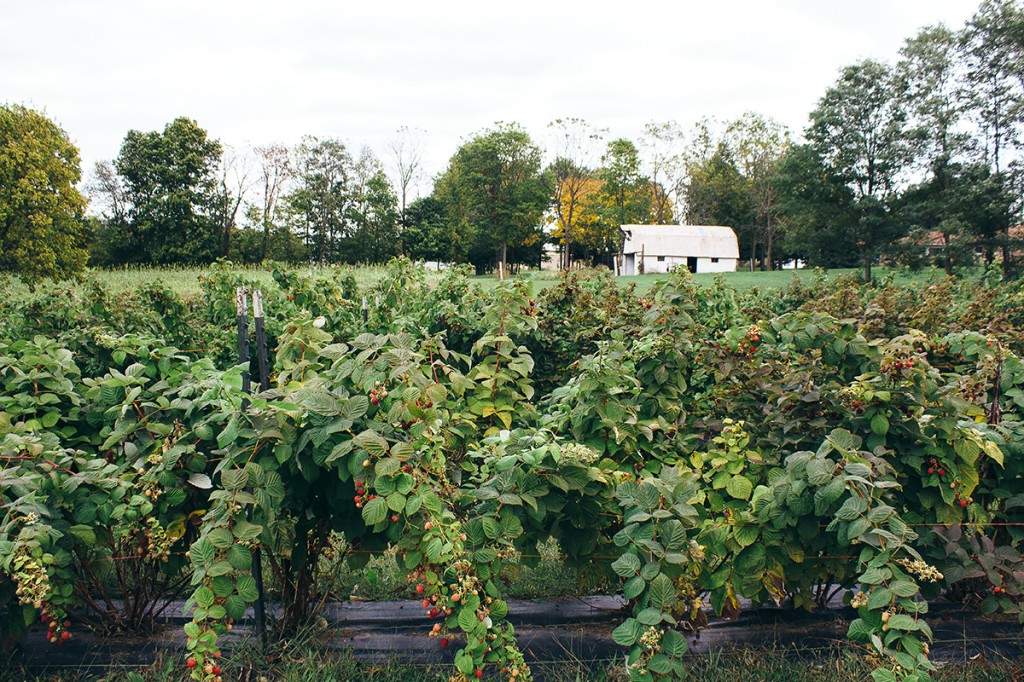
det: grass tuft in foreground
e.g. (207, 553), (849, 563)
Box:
(7, 645), (1022, 682)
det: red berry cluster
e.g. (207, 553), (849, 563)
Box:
(369, 381), (389, 405)
(40, 609), (71, 644)
(353, 480), (375, 509)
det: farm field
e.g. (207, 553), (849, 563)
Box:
(2, 259), (1023, 682)
(0, 263), (973, 302)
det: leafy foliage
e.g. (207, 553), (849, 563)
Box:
(2, 263), (1024, 681)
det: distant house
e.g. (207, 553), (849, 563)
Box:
(617, 225), (739, 276)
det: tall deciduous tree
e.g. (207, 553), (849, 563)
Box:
(251, 143), (293, 262)
(0, 104), (89, 282)
(547, 118), (604, 270)
(599, 138), (649, 229)
(897, 24), (973, 274)
(286, 136), (354, 265)
(347, 148), (400, 264)
(961, 0), (1023, 175)
(212, 146), (253, 260)
(683, 142), (755, 235)
(809, 59), (910, 281)
(434, 123), (550, 276)
(385, 126), (426, 229)
(115, 117), (223, 264)
(639, 121), (686, 224)
(774, 144), (859, 268)
(726, 113), (791, 269)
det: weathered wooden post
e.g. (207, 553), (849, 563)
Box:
(250, 289), (269, 648)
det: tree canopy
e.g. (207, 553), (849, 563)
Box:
(0, 104), (89, 283)
(114, 117), (223, 265)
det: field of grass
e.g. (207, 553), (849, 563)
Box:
(0, 262), (976, 301)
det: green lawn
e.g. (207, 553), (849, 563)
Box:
(472, 264), (967, 294)
(1, 263), (973, 301)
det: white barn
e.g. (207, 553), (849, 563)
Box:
(617, 225), (739, 276)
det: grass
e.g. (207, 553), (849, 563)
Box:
(320, 538), (608, 602)
(8, 644), (1022, 681)
(2, 261), (978, 303)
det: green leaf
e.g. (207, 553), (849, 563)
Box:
(227, 544), (252, 571)
(375, 458), (400, 477)
(647, 574), (676, 610)
(221, 468), (248, 491)
(235, 575), (259, 601)
(189, 538), (215, 567)
(835, 495), (868, 521)
(455, 652), (475, 676)
(362, 496), (388, 526)
(637, 607), (663, 625)
(458, 605), (479, 633)
(870, 413), (889, 436)
(726, 475), (753, 501)
(355, 430), (388, 457)
(623, 576), (646, 600)
(847, 618), (873, 643)
(612, 618), (643, 646)
(648, 654), (672, 674)
(482, 517), (500, 540)
(867, 588), (892, 610)
(886, 614), (919, 631)
(489, 599), (509, 621)
(871, 669), (899, 682)
(217, 417), (240, 448)
(225, 594), (247, 620)
(890, 580), (919, 598)
(207, 527), (234, 549)
(212, 576), (234, 597)
(733, 523), (759, 547)
(612, 553), (642, 577)
(194, 586), (214, 609)
(661, 628), (687, 656)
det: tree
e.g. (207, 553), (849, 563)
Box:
(403, 195), (451, 263)
(243, 143), (293, 262)
(808, 59), (910, 281)
(286, 137), (354, 265)
(639, 121), (686, 224)
(115, 117), (223, 264)
(385, 126), (426, 228)
(211, 146), (253, 259)
(434, 124), (550, 276)
(774, 144), (859, 268)
(961, 0), (1024, 175)
(84, 160), (129, 267)
(896, 24), (973, 274)
(961, 0), (1024, 275)
(683, 142), (756, 239)
(0, 104), (89, 282)
(347, 148), (400, 264)
(725, 113), (791, 269)
(547, 118), (604, 270)
(599, 138), (651, 228)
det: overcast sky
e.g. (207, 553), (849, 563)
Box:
(3, 0), (983, 196)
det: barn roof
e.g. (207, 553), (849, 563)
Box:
(621, 225), (739, 259)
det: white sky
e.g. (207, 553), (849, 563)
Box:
(2, 0), (982, 197)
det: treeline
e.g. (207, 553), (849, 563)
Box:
(3, 0), (1024, 282)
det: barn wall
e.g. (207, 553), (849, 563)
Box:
(697, 257), (736, 273)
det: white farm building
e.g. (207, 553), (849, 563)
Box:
(617, 225), (739, 276)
